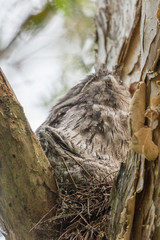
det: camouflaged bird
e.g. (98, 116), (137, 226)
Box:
(36, 71), (130, 189)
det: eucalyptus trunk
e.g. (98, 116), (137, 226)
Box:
(95, 0), (160, 239)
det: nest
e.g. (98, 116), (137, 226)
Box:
(33, 178), (112, 240)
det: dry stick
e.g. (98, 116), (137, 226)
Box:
(72, 234), (80, 240)
(84, 231), (89, 240)
(96, 204), (104, 217)
(57, 228), (71, 240)
(42, 212), (77, 224)
(75, 229), (83, 240)
(65, 151), (92, 178)
(104, 170), (119, 180)
(70, 205), (84, 223)
(79, 214), (90, 227)
(29, 205), (56, 232)
(70, 213), (82, 223)
(55, 177), (60, 193)
(57, 219), (82, 240)
(61, 157), (78, 188)
(87, 198), (91, 216)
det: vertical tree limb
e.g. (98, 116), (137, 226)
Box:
(0, 69), (56, 240)
(102, 0), (160, 239)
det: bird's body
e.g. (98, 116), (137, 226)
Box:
(36, 71), (130, 188)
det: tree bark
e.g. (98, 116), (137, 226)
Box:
(0, 69), (56, 239)
(95, 0), (160, 239)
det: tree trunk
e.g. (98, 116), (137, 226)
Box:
(0, 69), (56, 239)
(1, 0), (160, 239)
(95, 0), (160, 239)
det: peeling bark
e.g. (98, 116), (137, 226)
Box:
(95, 0), (142, 78)
(95, 0), (160, 239)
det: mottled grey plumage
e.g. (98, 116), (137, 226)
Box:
(36, 71), (130, 188)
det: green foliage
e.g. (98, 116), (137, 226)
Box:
(22, 3), (55, 30)
(53, 0), (78, 15)
(22, 0), (95, 31)
(0, 0), (95, 112)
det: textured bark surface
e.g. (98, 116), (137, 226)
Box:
(95, 0), (142, 86)
(0, 69), (56, 240)
(95, 0), (160, 239)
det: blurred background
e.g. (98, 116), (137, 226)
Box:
(0, 0), (95, 130)
(0, 0), (95, 238)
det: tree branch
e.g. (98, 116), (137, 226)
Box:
(0, 69), (56, 240)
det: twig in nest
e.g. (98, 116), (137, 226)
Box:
(65, 151), (92, 178)
(87, 198), (91, 216)
(33, 179), (111, 239)
(29, 205), (56, 232)
(105, 170), (119, 179)
(61, 157), (77, 188)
